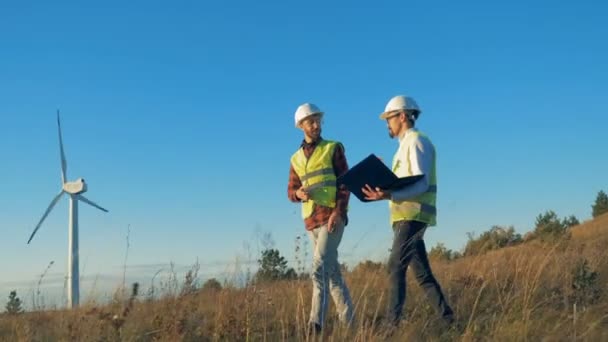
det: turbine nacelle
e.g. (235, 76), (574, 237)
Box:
(62, 178), (87, 195)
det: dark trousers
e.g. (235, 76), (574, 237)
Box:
(387, 220), (453, 324)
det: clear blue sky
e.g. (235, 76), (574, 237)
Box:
(1, 1), (607, 306)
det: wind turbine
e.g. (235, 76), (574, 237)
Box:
(27, 110), (109, 309)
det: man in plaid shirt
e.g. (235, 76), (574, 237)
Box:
(288, 103), (354, 335)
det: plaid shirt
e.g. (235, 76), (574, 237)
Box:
(288, 138), (350, 231)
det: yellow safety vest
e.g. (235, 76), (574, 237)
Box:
(390, 131), (437, 226)
(291, 140), (339, 219)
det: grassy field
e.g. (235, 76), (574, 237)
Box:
(1, 213), (607, 341)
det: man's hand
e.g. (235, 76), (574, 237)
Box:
(361, 184), (390, 201)
(296, 186), (310, 201)
(327, 212), (343, 233)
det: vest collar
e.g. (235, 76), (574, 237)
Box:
(301, 137), (324, 149)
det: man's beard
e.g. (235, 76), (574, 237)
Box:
(307, 129), (321, 140)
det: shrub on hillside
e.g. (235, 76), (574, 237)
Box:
(464, 225), (522, 256)
(201, 278), (222, 292)
(571, 258), (601, 307)
(351, 260), (384, 276)
(526, 210), (575, 243)
(254, 248), (296, 282)
(562, 215), (580, 228)
(428, 243), (461, 261)
(5, 290), (23, 315)
(592, 190), (608, 218)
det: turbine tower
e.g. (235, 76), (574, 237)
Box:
(27, 111), (109, 309)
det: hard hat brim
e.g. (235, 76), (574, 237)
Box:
(379, 110), (401, 120)
(379, 109), (421, 120)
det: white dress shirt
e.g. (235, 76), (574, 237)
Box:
(390, 128), (435, 202)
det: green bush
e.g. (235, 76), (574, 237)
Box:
(428, 242), (461, 261)
(528, 211), (572, 243)
(464, 225), (522, 256)
(571, 259), (601, 307)
(5, 290), (23, 315)
(592, 190), (608, 218)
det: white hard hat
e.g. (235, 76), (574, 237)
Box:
(294, 103), (324, 127)
(379, 95), (421, 119)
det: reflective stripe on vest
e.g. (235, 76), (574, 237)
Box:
(290, 140), (339, 219)
(390, 131), (437, 226)
(305, 179), (336, 191)
(391, 202), (436, 216)
(300, 168), (334, 182)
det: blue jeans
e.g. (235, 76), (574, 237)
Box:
(307, 222), (354, 327)
(387, 220), (453, 324)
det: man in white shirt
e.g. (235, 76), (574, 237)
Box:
(362, 95), (454, 328)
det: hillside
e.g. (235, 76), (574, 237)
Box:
(1, 213), (607, 341)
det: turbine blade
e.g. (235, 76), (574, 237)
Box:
(78, 195), (109, 213)
(27, 191), (65, 244)
(57, 110), (68, 184)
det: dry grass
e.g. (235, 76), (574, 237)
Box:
(2, 215), (608, 341)
(571, 212), (608, 240)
